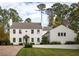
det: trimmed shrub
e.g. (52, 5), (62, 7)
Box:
(19, 43), (23, 45)
(0, 39), (10, 45)
(24, 43), (32, 48)
(30, 43), (35, 45)
(65, 41), (77, 44)
(50, 41), (61, 44)
(10, 43), (13, 45)
(75, 33), (79, 44)
(5, 39), (10, 45)
(41, 36), (49, 44)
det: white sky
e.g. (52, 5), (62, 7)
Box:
(0, 0), (79, 2)
(0, 0), (79, 26)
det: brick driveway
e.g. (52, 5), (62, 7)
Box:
(0, 46), (23, 56)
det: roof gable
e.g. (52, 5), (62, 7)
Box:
(50, 25), (76, 34)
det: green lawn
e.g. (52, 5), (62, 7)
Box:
(17, 48), (79, 56)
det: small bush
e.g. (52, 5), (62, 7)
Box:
(30, 43), (35, 45)
(40, 43), (49, 44)
(50, 41), (61, 44)
(65, 41), (77, 44)
(75, 33), (79, 44)
(5, 39), (10, 45)
(41, 36), (49, 44)
(24, 43), (32, 48)
(10, 43), (13, 45)
(19, 43), (23, 45)
(0, 39), (10, 45)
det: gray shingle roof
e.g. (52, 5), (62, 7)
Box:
(43, 26), (52, 31)
(10, 22), (42, 29)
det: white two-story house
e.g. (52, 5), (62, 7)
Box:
(10, 20), (47, 45)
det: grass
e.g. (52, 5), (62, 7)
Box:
(17, 48), (79, 56)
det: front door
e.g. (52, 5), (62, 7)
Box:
(25, 38), (28, 44)
(23, 38), (28, 45)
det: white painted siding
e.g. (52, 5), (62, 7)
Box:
(49, 25), (77, 44)
(10, 29), (47, 45)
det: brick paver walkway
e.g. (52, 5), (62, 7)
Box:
(0, 46), (23, 56)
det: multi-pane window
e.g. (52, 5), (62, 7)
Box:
(13, 38), (16, 42)
(19, 29), (22, 34)
(31, 38), (34, 42)
(19, 38), (22, 42)
(37, 38), (40, 42)
(37, 30), (40, 34)
(61, 33), (63, 36)
(25, 30), (27, 32)
(13, 29), (16, 34)
(64, 33), (66, 36)
(58, 32), (60, 36)
(58, 32), (66, 37)
(31, 30), (34, 34)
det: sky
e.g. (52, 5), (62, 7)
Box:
(0, 1), (78, 26)
(0, 2), (53, 26)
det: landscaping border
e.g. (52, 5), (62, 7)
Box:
(33, 45), (79, 49)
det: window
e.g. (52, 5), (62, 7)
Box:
(19, 29), (22, 34)
(58, 32), (60, 36)
(64, 33), (66, 36)
(31, 30), (34, 34)
(58, 32), (66, 37)
(25, 30), (27, 32)
(19, 38), (22, 42)
(61, 33), (63, 36)
(31, 38), (34, 42)
(13, 38), (16, 42)
(8, 29), (9, 31)
(13, 29), (16, 34)
(7, 24), (9, 27)
(37, 30), (40, 34)
(37, 38), (40, 42)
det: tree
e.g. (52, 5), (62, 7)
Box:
(24, 18), (31, 23)
(51, 3), (63, 16)
(45, 2), (79, 31)
(46, 8), (54, 26)
(0, 25), (10, 45)
(65, 2), (79, 32)
(0, 9), (9, 25)
(0, 7), (22, 44)
(45, 3), (69, 27)
(53, 16), (62, 27)
(0, 25), (4, 41)
(68, 7), (79, 32)
(0, 7), (23, 33)
(71, 3), (79, 9)
(37, 4), (46, 24)
(9, 8), (22, 22)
